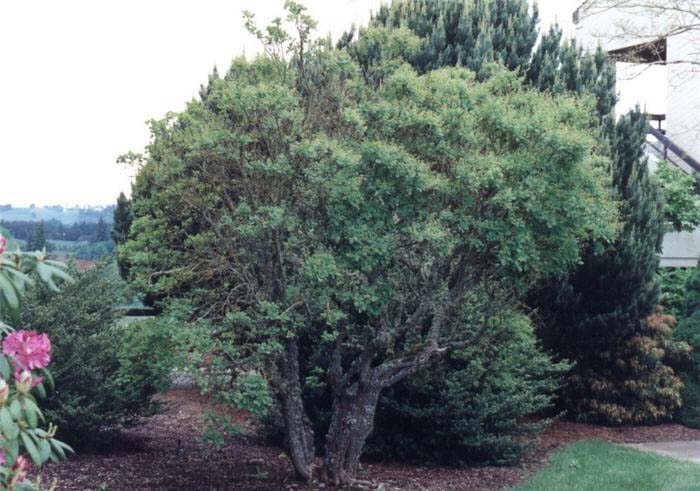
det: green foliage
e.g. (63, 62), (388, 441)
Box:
(532, 110), (680, 424)
(117, 318), (179, 401)
(355, 0), (615, 119)
(366, 307), (568, 465)
(0, 239), (73, 487)
(18, 263), (159, 448)
(112, 192), (134, 279)
(47, 240), (115, 261)
(122, 9), (616, 479)
(366, 0), (539, 78)
(659, 268), (694, 318)
(25, 221), (47, 252)
(672, 263), (700, 428)
(525, 26), (616, 119)
(655, 160), (700, 232)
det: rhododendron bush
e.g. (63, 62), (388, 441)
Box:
(0, 235), (73, 490)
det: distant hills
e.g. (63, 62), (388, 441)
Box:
(0, 205), (114, 224)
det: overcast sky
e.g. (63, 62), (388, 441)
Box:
(0, 0), (578, 206)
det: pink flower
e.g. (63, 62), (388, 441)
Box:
(0, 450), (5, 466)
(11, 455), (30, 482)
(3, 331), (51, 370)
(0, 235), (6, 255)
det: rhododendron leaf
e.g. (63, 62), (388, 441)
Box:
(34, 383), (46, 399)
(8, 400), (20, 420)
(0, 274), (19, 310)
(49, 439), (74, 459)
(23, 405), (37, 429)
(37, 439), (50, 463)
(40, 369), (53, 390)
(23, 398), (43, 424)
(20, 433), (41, 466)
(0, 356), (11, 381)
(0, 322), (12, 336)
(5, 438), (18, 461)
(0, 408), (17, 440)
(35, 264), (59, 292)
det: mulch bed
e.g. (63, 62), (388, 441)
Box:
(33, 389), (700, 490)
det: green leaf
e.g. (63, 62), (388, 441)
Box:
(34, 382), (46, 399)
(20, 432), (42, 466)
(9, 399), (21, 419)
(49, 439), (66, 460)
(41, 369), (54, 390)
(38, 439), (51, 463)
(0, 273), (20, 310)
(0, 356), (11, 380)
(0, 407), (18, 440)
(23, 397), (43, 426)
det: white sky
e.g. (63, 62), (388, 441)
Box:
(0, 0), (577, 206)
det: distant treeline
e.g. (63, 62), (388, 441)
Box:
(0, 219), (111, 242)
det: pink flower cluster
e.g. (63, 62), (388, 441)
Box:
(0, 451), (30, 483)
(2, 331), (51, 371)
(0, 235), (6, 255)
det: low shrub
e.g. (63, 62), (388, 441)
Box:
(365, 310), (568, 465)
(672, 265), (700, 428)
(259, 306), (568, 466)
(18, 262), (160, 448)
(117, 316), (180, 400)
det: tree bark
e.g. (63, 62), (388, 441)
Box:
(279, 340), (316, 481)
(323, 384), (382, 486)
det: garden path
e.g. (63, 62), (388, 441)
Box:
(626, 441), (700, 463)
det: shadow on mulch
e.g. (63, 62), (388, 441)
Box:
(33, 389), (700, 491)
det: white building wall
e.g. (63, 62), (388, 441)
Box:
(666, 31), (700, 163)
(575, 3), (700, 267)
(574, 5), (700, 161)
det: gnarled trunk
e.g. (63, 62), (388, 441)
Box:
(279, 340), (316, 481)
(323, 384), (381, 486)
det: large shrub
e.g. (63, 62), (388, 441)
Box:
(18, 262), (159, 448)
(121, 4), (616, 484)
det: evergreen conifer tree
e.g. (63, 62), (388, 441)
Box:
(533, 110), (682, 423)
(368, 0), (539, 78)
(96, 216), (109, 242)
(112, 192), (134, 279)
(111, 193), (133, 246)
(27, 220), (47, 251)
(357, 0), (615, 118)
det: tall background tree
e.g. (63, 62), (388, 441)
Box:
(345, 0), (616, 118)
(112, 192), (134, 279)
(26, 220), (47, 251)
(531, 110), (682, 423)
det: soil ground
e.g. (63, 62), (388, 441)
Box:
(35, 389), (700, 491)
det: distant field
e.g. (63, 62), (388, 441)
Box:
(49, 240), (115, 260)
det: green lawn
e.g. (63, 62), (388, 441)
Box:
(515, 440), (700, 491)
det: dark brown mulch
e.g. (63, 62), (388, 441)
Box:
(33, 390), (700, 491)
